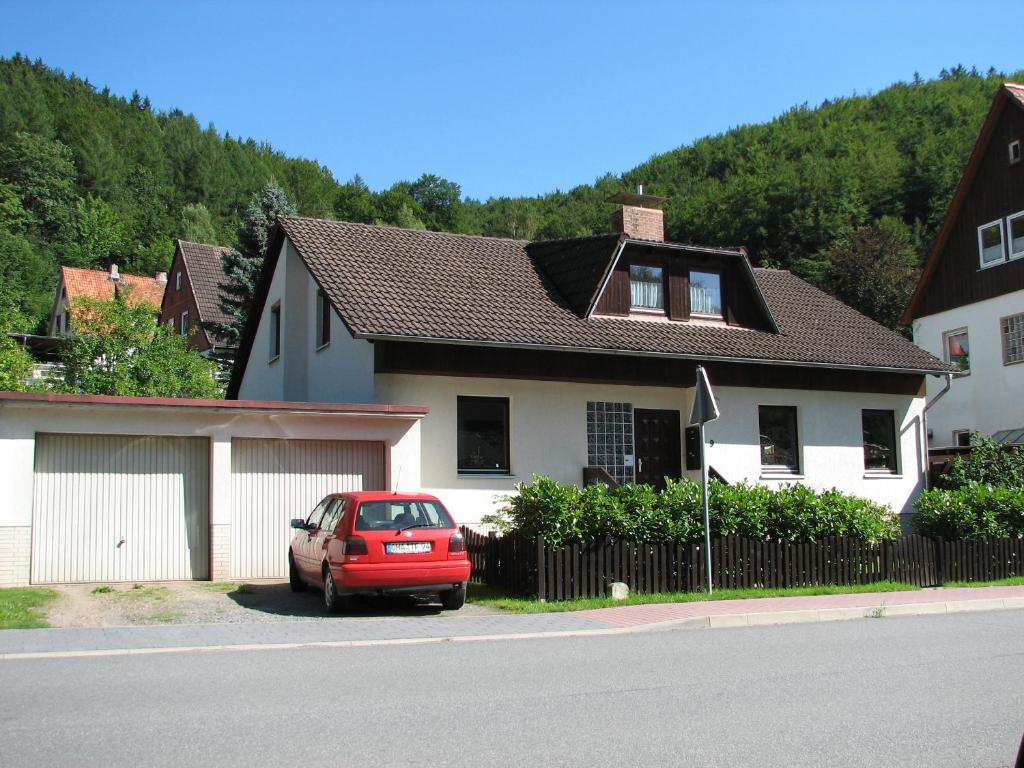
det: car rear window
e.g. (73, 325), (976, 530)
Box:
(354, 500), (455, 531)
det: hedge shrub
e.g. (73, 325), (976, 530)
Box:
(913, 483), (1024, 539)
(935, 437), (1024, 490)
(498, 476), (900, 547)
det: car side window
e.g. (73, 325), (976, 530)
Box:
(306, 498), (330, 529)
(319, 500), (342, 534)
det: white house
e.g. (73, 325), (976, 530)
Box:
(229, 193), (951, 525)
(904, 83), (1024, 449)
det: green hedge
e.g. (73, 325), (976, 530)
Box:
(913, 483), (1024, 539)
(935, 437), (1024, 490)
(496, 476), (900, 547)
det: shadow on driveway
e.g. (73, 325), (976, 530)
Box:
(224, 582), (456, 619)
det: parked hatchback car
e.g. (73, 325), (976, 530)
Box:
(288, 491), (471, 613)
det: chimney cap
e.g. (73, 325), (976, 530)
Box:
(605, 190), (666, 209)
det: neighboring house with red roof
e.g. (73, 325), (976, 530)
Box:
(228, 194), (951, 524)
(48, 264), (167, 337)
(903, 83), (1024, 449)
(159, 240), (232, 355)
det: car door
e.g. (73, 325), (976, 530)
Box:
(296, 498), (330, 577)
(309, 499), (343, 577)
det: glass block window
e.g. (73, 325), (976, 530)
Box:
(629, 265), (664, 310)
(587, 401), (634, 486)
(1002, 313), (1024, 365)
(690, 271), (723, 317)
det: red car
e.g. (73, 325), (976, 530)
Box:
(288, 491), (471, 613)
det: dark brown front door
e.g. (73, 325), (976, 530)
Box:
(633, 409), (682, 489)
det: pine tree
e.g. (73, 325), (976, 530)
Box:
(204, 182), (296, 351)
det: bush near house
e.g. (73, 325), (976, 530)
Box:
(913, 438), (1024, 539)
(497, 476), (900, 547)
(914, 484), (1024, 539)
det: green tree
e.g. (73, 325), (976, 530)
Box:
(0, 289), (38, 390)
(824, 218), (920, 332)
(205, 182), (296, 347)
(0, 131), (78, 236)
(56, 294), (220, 397)
(179, 202), (219, 243)
(68, 193), (127, 268)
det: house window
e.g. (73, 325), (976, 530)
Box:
(1008, 211), (1024, 260)
(316, 289), (331, 349)
(1010, 140), (1022, 165)
(167, 317), (174, 331)
(758, 405), (799, 473)
(943, 328), (970, 373)
(629, 265), (664, 310)
(175, 271), (182, 291)
(952, 430), (972, 447)
(978, 220), (1005, 267)
(457, 396), (510, 474)
(1002, 312), (1024, 365)
(862, 409), (898, 473)
(690, 271), (723, 317)
(270, 302), (281, 361)
(180, 311), (189, 336)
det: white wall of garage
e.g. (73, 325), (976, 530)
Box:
(0, 394), (425, 586)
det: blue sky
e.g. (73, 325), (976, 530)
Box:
(2, 0), (1021, 200)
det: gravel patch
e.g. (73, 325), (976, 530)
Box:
(45, 581), (496, 628)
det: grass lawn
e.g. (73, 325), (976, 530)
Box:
(467, 580), (920, 614)
(942, 576), (1024, 588)
(0, 587), (59, 629)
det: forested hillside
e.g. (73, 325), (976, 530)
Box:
(1, 53), (1020, 334)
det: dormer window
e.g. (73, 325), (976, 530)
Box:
(629, 265), (664, 311)
(690, 271), (723, 318)
(978, 220), (1005, 267)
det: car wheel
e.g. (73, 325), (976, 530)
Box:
(288, 552), (305, 592)
(440, 583), (466, 611)
(323, 567), (347, 614)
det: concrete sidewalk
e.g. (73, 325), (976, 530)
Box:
(2, 585), (1023, 658)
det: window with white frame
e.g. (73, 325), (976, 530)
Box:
(689, 271), (723, 317)
(978, 220), (1005, 267)
(943, 328), (970, 373)
(175, 271), (182, 291)
(862, 409), (898, 473)
(1010, 140), (1022, 165)
(758, 405), (800, 474)
(180, 311), (189, 335)
(1008, 212), (1024, 260)
(629, 265), (664, 310)
(952, 430), (972, 448)
(1002, 312), (1024, 365)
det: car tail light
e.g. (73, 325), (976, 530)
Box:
(448, 532), (466, 556)
(344, 536), (368, 556)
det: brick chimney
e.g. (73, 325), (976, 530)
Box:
(607, 185), (666, 242)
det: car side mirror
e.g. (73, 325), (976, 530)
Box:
(290, 518), (307, 530)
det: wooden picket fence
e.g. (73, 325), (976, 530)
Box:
(462, 529), (1023, 602)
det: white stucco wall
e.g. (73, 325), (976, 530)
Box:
(0, 399), (422, 585)
(376, 373), (926, 524)
(913, 288), (1024, 446)
(239, 238), (375, 403)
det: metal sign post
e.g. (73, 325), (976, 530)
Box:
(689, 365), (720, 596)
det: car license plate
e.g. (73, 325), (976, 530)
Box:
(386, 542), (432, 554)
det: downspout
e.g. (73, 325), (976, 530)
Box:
(920, 372), (954, 490)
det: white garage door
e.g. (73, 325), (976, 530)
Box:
(230, 439), (385, 579)
(31, 434), (210, 584)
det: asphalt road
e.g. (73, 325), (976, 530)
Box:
(2, 611), (1023, 767)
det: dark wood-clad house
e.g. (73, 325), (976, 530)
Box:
(903, 83), (1024, 449)
(160, 240), (232, 355)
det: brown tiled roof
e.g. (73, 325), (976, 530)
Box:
(176, 240), (231, 327)
(61, 266), (165, 313)
(277, 217), (948, 373)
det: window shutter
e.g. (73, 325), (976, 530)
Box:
(668, 263), (688, 320)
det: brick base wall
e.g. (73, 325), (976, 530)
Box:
(211, 523), (230, 581)
(0, 527), (32, 586)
